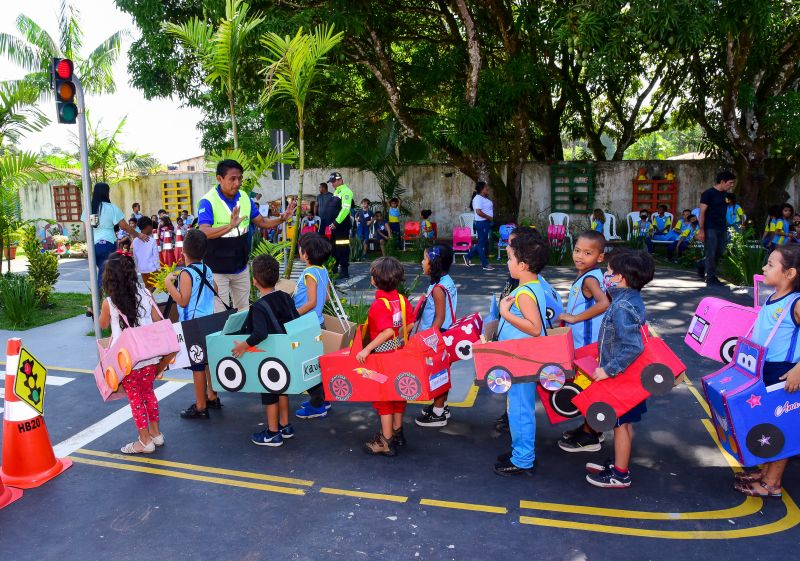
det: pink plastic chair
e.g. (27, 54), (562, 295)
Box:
(452, 227), (473, 265)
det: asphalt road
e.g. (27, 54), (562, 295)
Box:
(0, 262), (796, 561)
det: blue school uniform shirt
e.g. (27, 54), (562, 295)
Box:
(651, 213), (672, 235)
(538, 275), (564, 329)
(177, 263), (215, 321)
(566, 268), (606, 347)
(752, 291), (800, 362)
(771, 218), (791, 245)
(498, 280), (548, 341)
(590, 219), (604, 233)
(726, 204), (744, 228)
(293, 265), (330, 325)
(418, 274), (458, 331)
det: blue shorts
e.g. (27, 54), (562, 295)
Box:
(616, 400), (647, 426)
(357, 224), (370, 240)
(189, 363), (207, 372)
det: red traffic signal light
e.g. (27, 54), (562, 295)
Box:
(50, 57), (77, 124)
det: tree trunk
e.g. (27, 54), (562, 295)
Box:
(734, 157), (797, 228)
(284, 120), (304, 278)
(228, 92), (239, 149)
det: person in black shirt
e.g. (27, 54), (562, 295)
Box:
(231, 254), (300, 447)
(698, 171), (736, 286)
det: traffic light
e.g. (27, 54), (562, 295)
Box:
(50, 58), (77, 124)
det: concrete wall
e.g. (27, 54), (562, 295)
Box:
(20, 161), (800, 239)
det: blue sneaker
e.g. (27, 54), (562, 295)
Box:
(300, 400), (332, 411)
(279, 424), (295, 439)
(251, 429), (283, 447)
(295, 404), (329, 419)
(586, 467), (631, 488)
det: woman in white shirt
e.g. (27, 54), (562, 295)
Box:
(466, 181), (494, 270)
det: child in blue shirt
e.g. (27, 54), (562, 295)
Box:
(725, 193), (745, 231)
(590, 209), (605, 234)
(355, 198), (374, 254)
(494, 231), (549, 477)
(293, 233), (334, 420)
(420, 209), (435, 240)
(666, 214), (699, 262)
(583, 249), (655, 488)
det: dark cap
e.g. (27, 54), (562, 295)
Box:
(327, 171), (342, 183)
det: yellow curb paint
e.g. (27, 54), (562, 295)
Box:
(319, 487), (408, 503)
(70, 456), (306, 496)
(75, 448), (313, 487)
(420, 498), (507, 514)
(519, 493), (800, 539)
(519, 496), (761, 520)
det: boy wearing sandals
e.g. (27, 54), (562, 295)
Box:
(583, 249), (655, 488)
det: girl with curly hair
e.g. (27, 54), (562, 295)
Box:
(99, 252), (171, 454)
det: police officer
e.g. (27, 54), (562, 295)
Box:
(324, 171), (353, 280)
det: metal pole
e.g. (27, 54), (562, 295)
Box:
(279, 129), (287, 270)
(74, 75), (102, 344)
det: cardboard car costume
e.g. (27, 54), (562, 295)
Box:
(703, 338), (800, 467)
(206, 311), (323, 395)
(413, 287), (482, 364)
(685, 275), (767, 364)
(570, 327), (686, 431)
(320, 326), (451, 402)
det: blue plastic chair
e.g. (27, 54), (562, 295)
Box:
(497, 223), (516, 259)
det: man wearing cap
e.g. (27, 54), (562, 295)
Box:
(198, 159), (295, 311)
(324, 171), (353, 280)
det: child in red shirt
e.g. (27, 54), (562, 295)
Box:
(358, 257), (415, 456)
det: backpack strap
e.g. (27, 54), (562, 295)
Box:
(496, 283), (546, 340)
(187, 264), (233, 312)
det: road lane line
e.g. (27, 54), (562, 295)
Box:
(53, 381), (185, 457)
(319, 487), (408, 503)
(419, 498), (507, 514)
(70, 456), (306, 496)
(46, 375), (75, 386)
(519, 496), (761, 520)
(74, 448), (313, 487)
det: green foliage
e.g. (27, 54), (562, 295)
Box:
(0, 273), (37, 328)
(205, 146), (296, 195)
(0, 81), (48, 146)
(250, 238), (291, 261)
(724, 228), (766, 286)
(21, 225), (59, 306)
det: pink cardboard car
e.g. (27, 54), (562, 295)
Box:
(685, 275), (768, 364)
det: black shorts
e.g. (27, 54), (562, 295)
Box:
(763, 361), (794, 386)
(260, 393), (286, 406)
(189, 363), (207, 372)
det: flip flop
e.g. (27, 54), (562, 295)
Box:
(734, 480), (782, 498)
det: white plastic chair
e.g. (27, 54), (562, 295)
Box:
(548, 212), (573, 250)
(458, 212), (477, 238)
(626, 212), (641, 241)
(587, 212), (621, 242)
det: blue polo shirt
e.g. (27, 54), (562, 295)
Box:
(197, 186), (261, 227)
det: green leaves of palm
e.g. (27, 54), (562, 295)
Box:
(0, 81), (48, 146)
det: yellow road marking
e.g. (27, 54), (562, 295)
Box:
(71, 456), (306, 495)
(75, 448), (313, 486)
(519, 492), (799, 539)
(319, 487), (408, 503)
(699, 419), (744, 472)
(519, 496), (761, 520)
(420, 498), (507, 514)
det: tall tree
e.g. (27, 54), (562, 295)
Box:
(681, 0), (800, 218)
(163, 0), (265, 149)
(261, 24), (344, 277)
(0, 0), (126, 96)
(0, 81), (48, 147)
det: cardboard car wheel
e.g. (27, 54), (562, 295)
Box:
(395, 372), (422, 400)
(454, 340), (474, 360)
(640, 363), (673, 396)
(216, 357), (246, 392)
(746, 423), (785, 459)
(486, 366), (513, 394)
(105, 366), (119, 392)
(550, 382), (582, 418)
(258, 358), (291, 394)
(118, 348), (132, 376)
(538, 363), (566, 391)
(586, 402), (617, 432)
(720, 337), (738, 364)
(329, 375), (353, 401)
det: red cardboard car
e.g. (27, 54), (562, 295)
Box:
(320, 326), (451, 402)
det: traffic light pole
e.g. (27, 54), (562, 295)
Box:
(74, 75), (102, 344)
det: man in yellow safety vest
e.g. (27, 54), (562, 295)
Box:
(324, 171), (353, 280)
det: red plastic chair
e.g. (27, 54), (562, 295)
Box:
(403, 221), (421, 250)
(452, 226), (473, 264)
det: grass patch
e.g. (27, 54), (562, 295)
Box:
(86, 327), (112, 338)
(0, 292), (90, 331)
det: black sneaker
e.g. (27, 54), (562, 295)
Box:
(561, 426), (605, 443)
(180, 403), (209, 419)
(206, 397), (223, 409)
(586, 467), (631, 488)
(494, 412), (509, 433)
(393, 427), (407, 447)
(706, 276), (724, 286)
(493, 459), (535, 477)
(415, 409), (447, 427)
(496, 451), (540, 467)
(558, 431), (601, 453)
(422, 403), (451, 419)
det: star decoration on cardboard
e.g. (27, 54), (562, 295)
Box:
(720, 376), (732, 384)
(746, 394), (762, 408)
(758, 434), (771, 447)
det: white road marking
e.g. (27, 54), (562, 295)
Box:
(335, 274), (366, 289)
(53, 381), (185, 457)
(46, 375), (75, 386)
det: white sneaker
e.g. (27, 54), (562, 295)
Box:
(482, 266), (495, 271)
(121, 438), (155, 454)
(151, 433), (165, 446)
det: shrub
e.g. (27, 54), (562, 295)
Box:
(21, 226), (59, 306)
(724, 227), (765, 286)
(0, 273), (37, 328)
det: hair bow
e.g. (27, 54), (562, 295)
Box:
(116, 249), (132, 257)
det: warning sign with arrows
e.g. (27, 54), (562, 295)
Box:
(13, 347), (47, 415)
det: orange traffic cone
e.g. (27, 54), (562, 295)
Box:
(0, 478), (22, 509)
(0, 338), (72, 489)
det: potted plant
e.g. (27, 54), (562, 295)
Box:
(52, 234), (70, 255)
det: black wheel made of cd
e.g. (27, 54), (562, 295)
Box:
(641, 363), (674, 396)
(586, 402), (617, 432)
(746, 423), (785, 459)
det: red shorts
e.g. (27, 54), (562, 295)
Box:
(373, 401), (407, 416)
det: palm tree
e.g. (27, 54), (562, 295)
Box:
(163, 0), (264, 149)
(0, 0), (127, 97)
(0, 81), (48, 147)
(261, 25), (344, 276)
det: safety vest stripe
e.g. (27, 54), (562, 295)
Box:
(3, 399), (38, 422)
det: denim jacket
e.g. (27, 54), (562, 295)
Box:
(598, 287), (646, 376)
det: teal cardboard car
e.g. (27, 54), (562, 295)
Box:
(207, 311), (324, 395)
